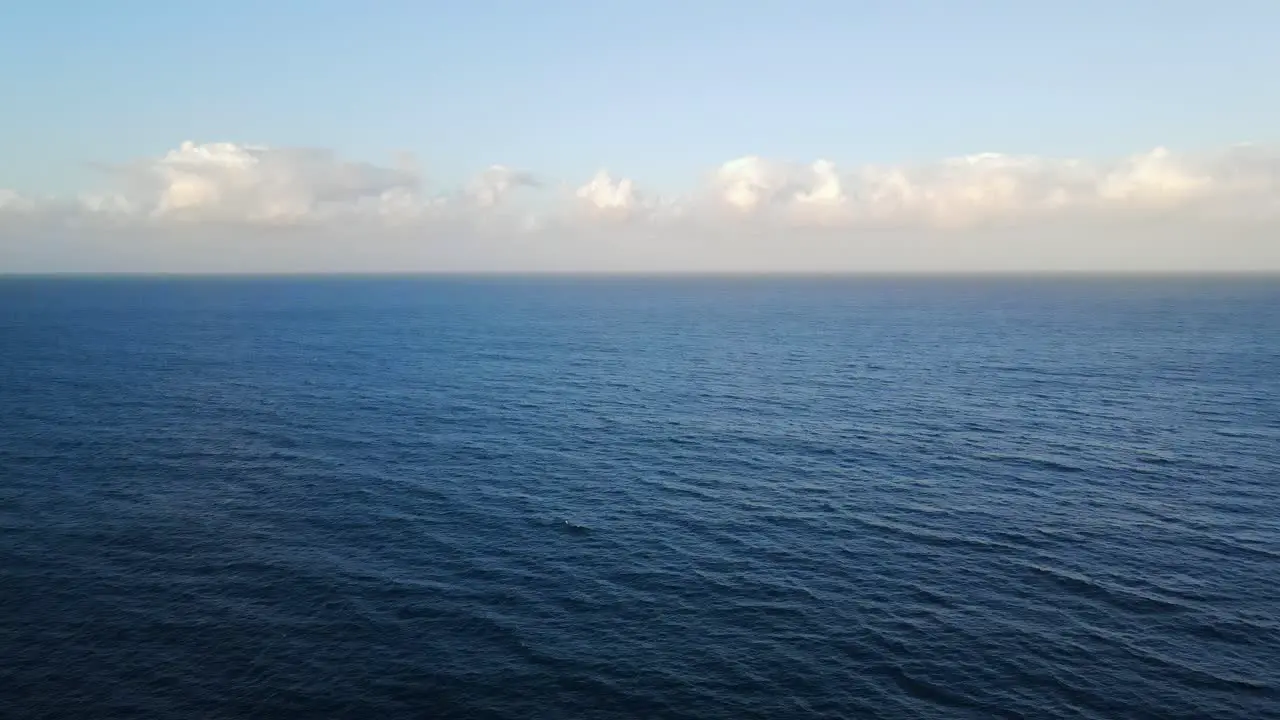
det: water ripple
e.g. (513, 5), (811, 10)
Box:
(1, 276), (1278, 719)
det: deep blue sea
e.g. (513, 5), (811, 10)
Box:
(1, 276), (1277, 719)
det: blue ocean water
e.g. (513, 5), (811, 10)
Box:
(1, 275), (1277, 719)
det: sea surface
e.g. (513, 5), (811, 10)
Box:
(1, 275), (1277, 719)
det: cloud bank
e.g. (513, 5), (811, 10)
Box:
(2, 140), (1279, 272)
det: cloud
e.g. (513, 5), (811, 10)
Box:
(695, 146), (1280, 230)
(11, 140), (1280, 228)
(81, 141), (424, 224)
(0, 189), (37, 213)
(466, 165), (540, 209)
(2, 140), (1279, 272)
(576, 170), (639, 211)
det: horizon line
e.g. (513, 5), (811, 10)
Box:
(3, 270), (1280, 280)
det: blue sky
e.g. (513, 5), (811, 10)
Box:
(3, 1), (1280, 273)
(3, 0), (1278, 196)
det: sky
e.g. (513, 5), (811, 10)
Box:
(2, 0), (1279, 272)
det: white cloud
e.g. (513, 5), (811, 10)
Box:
(713, 156), (785, 211)
(670, 146), (1280, 231)
(2, 140), (1279, 272)
(795, 160), (846, 207)
(466, 165), (539, 209)
(0, 189), (36, 213)
(576, 170), (640, 212)
(76, 141), (422, 224)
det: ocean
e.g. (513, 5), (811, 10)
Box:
(1, 275), (1277, 719)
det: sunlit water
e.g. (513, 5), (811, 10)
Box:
(2, 276), (1277, 719)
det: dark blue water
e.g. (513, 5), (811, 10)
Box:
(2, 276), (1277, 719)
